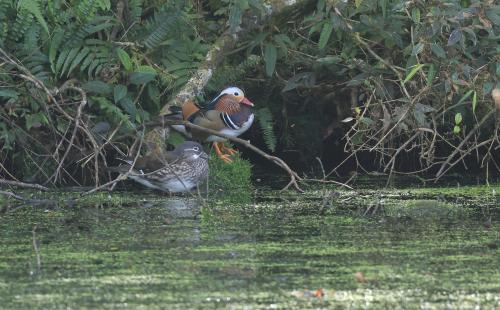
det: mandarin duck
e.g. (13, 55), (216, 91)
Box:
(170, 87), (254, 163)
(110, 141), (209, 193)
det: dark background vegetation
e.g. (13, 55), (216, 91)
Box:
(0, 0), (498, 188)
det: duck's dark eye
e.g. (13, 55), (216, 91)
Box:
(234, 92), (239, 96)
(193, 147), (199, 151)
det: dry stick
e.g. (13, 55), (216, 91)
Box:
(435, 109), (496, 180)
(152, 118), (304, 192)
(82, 130), (145, 196)
(306, 158), (353, 189)
(436, 138), (496, 182)
(383, 132), (421, 187)
(369, 87), (428, 152)
(383, 132), (420, 172)
(0, 190), (26, 201)
(0, 178), (49, 191)
(47, 84), (88, 183)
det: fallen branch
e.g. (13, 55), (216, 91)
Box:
(0, 190), (26, 201)
(0, 179), (49, 191)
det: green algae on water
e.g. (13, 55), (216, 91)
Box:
(0, 183), (499, 309)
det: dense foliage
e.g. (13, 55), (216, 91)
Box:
(0, 0), (498, 187)
(237, 0), (499, 180)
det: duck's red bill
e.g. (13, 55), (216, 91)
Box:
(241, 97), (254, 106)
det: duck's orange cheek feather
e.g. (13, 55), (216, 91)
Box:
(182, 100), (199, 120)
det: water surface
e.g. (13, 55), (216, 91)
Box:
(0, 186), (499, 309)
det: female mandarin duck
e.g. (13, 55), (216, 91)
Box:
(111, 141), (209, 193)
(171, 87), (254, 163)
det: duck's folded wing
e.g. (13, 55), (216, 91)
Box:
(192, 110), (228, 131)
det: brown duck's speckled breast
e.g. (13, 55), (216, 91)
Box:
(143, 156), (208, 184)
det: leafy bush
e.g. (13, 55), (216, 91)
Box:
(237, 0), (499, 179)
(0, 0), (211, 184)
(0, 0), (498, 187)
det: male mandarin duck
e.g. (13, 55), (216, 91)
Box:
(171, 87), (254, 163)
(110, 141), (209, 193)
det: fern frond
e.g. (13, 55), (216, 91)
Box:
(8, 5), (33, 42)
(23, 23), (40, 53)
(18, 50), (51, 82)
(55, 44), (111, 78)
(74, 0), (108, 23)
(17, 0), (49, 34)
(144, 13), (179, 50)
(0, 0), (12, 45)
(66, 16), (115, 47)
(207, 55), (261, 92)
(92, 96), (133, 128)
(256, 107), (277, 152)
(128, 0), (143, 24)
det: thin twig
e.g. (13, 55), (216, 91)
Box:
(435, 109), (496, 180)
(47, 83), (88, 183)
(82, 130), (145, 195)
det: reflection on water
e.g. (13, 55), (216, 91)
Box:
(0, 191), (499, 309)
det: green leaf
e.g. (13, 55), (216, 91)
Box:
(411, 42), (424, 56)
(426, 64), (436, 86)
(167, 131), (186, 147)
(447, 29), (462, 46)
(472, 91), (477, 113)
(114, 85), (127, 103)
(318, 21), (333, 50)
(119, 96), (137, 118)
(455, 112), (462, 125)
(129, 65), (157, 85)
(453, 125), (460, 134)
(0, 90), (19, 99)
(482, 82), (493, 95)
(457, 90), (474, 106)
(82, 81), (113, 94)
(25, 112), (48, 130)
(55, 49), (70, 75)
(316, 56), (341, 65)
(60, 47), (81, 77)
(116, 48), (132, 71)
(67, 47), (90, 77)
(49, 30), (64, 73)
(264, 44), (277, 77)
(403, 64), (424, 85)
(430, 43), (446, 59)
(411, 7), (420, 23)
(485, 10), (500, 26)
